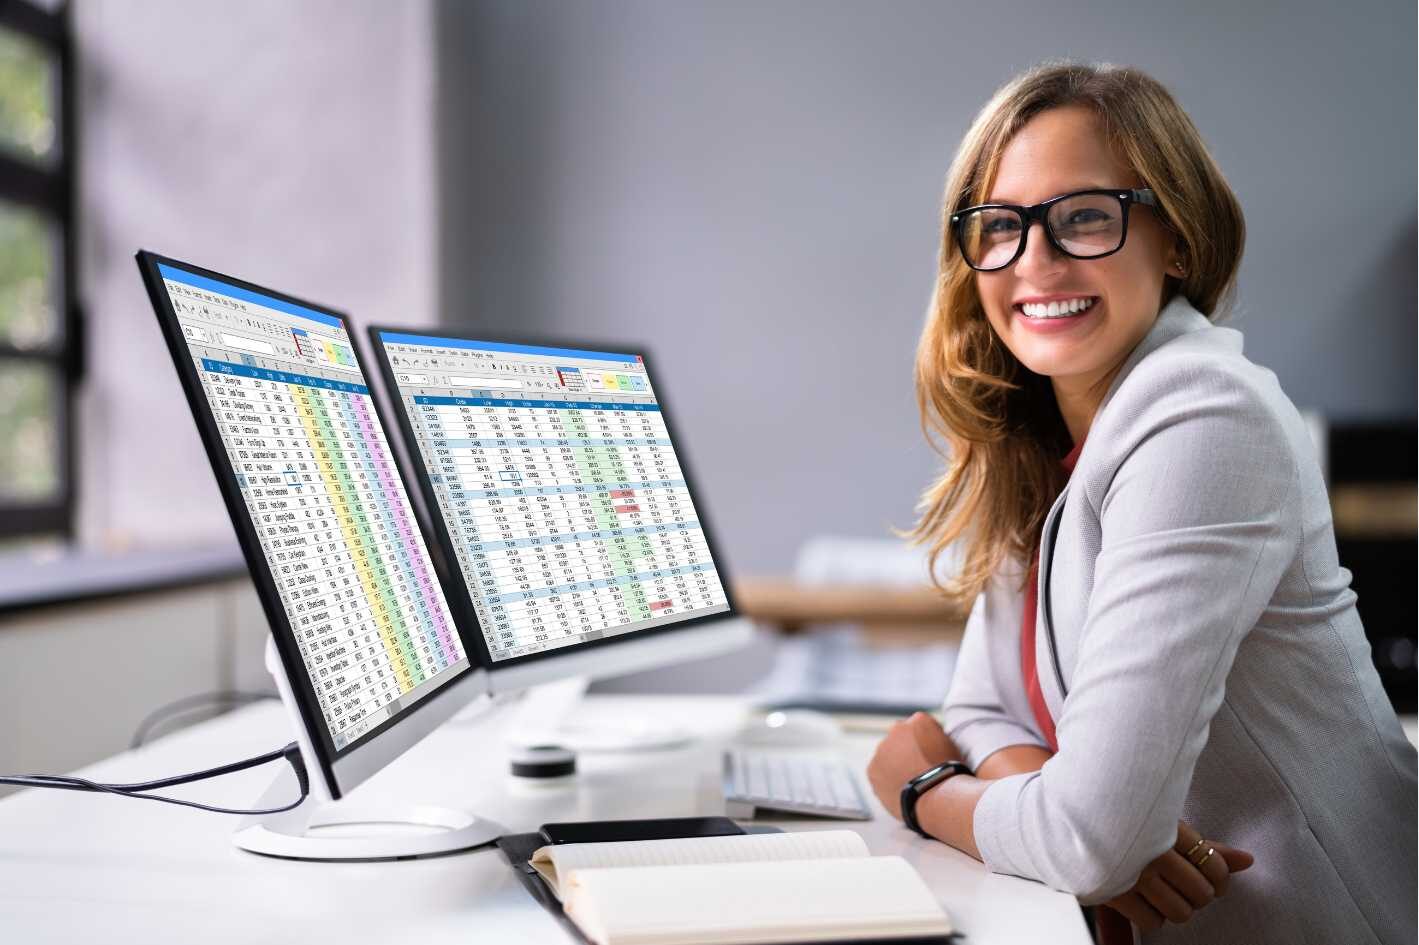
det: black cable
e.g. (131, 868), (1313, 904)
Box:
(130, 690), (279, 749)
(0, 742), (309, 816)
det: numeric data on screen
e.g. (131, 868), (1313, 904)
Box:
(158, 266), (468, 751)
(379, 335), (730, 662)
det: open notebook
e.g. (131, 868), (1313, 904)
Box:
(529, 830), (954, 945)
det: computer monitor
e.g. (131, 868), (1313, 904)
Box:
(365, 327), (752, 725)
(135, 251), (500, 859)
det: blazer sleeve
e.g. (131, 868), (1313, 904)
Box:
(941, 562), (1050, 771)
(971, 361), (1301, 903)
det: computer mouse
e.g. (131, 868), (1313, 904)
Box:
(734, 709), (843, 747)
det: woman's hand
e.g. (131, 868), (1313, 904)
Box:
(866, 711), (958, 820)
(868, 721), (1255, 931)
(1101, 821), (1255, 932)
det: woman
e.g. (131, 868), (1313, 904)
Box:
(866, 61), (1417, 944)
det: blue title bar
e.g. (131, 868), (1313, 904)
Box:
(412, 395), (660, 412)
(378, 331), (640, 364)
(201, 358), (369, 395)
(159, 264), (344, 329)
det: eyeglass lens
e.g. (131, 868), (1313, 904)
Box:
(958, 192), (1126, 270)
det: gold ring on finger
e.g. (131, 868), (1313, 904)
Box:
(1192, 846), (1216, 868)
(1182, 838), (1207, 860)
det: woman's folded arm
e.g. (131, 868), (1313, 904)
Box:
(941, 567), (1050, 770)
(971, 365), (1300, 903)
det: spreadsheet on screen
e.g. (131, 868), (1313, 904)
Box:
(378, 333), (731, 663)
(157, 265), (469, 751)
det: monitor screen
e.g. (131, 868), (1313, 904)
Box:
(373, 332), (732, 664)
(150, 263), (470, 753)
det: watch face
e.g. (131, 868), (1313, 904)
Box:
(911, 764), (945, 789)
(904, 761), (969, 835)
(913, 761), (967, 790)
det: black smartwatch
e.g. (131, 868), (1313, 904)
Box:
(900, 761), (972, 838)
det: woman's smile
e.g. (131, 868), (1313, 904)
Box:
(1012, 294), (1102, 333)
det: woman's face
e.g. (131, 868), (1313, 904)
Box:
(974, 105), (1180, 394)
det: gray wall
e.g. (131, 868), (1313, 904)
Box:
(437, 0), (1417, 576)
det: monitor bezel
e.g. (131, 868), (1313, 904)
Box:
(135, 251), (484, 799)
(364, 323), (741, 675)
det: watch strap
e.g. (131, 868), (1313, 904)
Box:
(901, 761), (971, 838)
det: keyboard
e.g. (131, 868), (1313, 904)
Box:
(722, 749), (873, 820)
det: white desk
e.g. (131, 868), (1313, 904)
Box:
(0, 695), (1090, 944)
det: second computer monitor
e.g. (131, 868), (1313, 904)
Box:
(368, 328), (747, 690)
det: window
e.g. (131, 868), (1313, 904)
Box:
(0, 0), (78, 543)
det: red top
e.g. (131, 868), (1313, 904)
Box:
(1019, 438), (1134, 944)
(1020, 437), (1084, 752)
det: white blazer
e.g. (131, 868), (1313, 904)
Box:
(941, 295), (1417, 944)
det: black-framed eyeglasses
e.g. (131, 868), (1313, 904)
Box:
(950, 188), (1158, 272)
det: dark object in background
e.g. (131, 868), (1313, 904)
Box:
(1329, 423), (1416, 714)
(509, 745), (577, 781)
(539, 816), (744, 846)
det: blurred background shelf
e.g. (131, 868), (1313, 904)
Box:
(733, 576), (969, 644)
(1328, 424), (1416, 714)
(1331, 483), (1417, 540)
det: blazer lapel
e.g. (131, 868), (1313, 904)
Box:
(1036, 483), (1071, 718)
(1033, 294), (1225, 718)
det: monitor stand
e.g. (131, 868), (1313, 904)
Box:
(231, 775), (505, 861)
(231, 638), (507, 862)
(503, 676), (694, 752)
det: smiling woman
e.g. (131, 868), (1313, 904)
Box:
(867, 60), (1417, 945)
(969, 109), (1189, 450)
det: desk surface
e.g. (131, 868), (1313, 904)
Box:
(0, 695), (1090, 944)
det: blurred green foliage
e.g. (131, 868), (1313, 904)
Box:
(0, 360), (56, 501)
(0, 26), (55, 162)
(0, 202), (54, 348)
(0, 25), (59, 506)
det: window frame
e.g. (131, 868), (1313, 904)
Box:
(0, 0), (81, 541)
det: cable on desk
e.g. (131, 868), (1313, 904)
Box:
(0, 742), (309, 815)
(130, 689), (279, 749)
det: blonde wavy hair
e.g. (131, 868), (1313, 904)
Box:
(908, 60), (1246, 607)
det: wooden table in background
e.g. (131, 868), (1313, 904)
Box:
(732, 577), (969, 645)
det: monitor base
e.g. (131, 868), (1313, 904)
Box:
(509, 719), (695, 753)
(505, 676), (694, 753)
(233, 806), (504, 861)
(232, 770), (505, 862)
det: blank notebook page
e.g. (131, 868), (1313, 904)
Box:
(531, 830), (870, 897)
